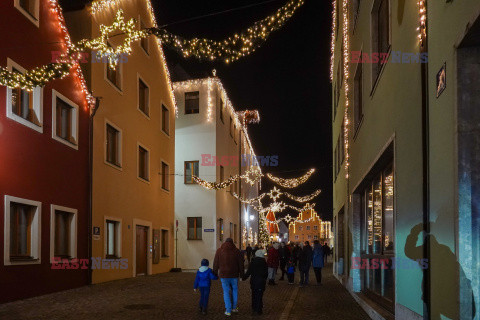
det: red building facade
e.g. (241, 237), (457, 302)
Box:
(0, 0), (92, 303)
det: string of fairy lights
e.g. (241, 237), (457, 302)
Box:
(0, 0), (304, 93)
(266, 168), (315, 188)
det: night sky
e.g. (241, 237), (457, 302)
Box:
(63, 0), (333, 221)
(156, 0), (333, 221)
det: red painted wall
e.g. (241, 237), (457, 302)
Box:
(0, 0), (90, 303)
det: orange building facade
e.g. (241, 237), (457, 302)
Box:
(288, 209), (332, 243)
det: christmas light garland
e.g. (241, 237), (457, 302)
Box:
(284, 189), (322, 202)
(266, 169), (315, 188)
(341, 0), (350, 179)
(417, 0), (427, 47)
(149, 0), (305, 63)
(329, 0), (336, 81)
(192, 167), (263, 190)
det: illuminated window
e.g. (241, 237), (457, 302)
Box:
(106, 219), (121, 259)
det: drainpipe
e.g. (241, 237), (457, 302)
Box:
(88, 97), (101, 285)
(419, 6), (431, 319)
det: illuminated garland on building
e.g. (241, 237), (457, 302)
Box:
(329, 0), (336, 81)
(239, 110), (261, 126)
(0, 63), (71, 91)
(149, 0), (305, 63)
(192, 167), (263, 190)
(417, 0), (427, 47)
(266, 169), (315, 188)
(232, 192), (267, 205)
(341, 0), (351, 179)
(284, 189), (322, 202)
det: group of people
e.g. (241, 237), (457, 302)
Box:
(193, 238), (332, 316)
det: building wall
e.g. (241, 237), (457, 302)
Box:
(174, 81), (217, 270)
(288, 209), (323, 243)
(66, 0), (175, 283)
(0, 0), (90, 302)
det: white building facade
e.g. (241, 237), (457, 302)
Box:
(174, 77), (260, 270)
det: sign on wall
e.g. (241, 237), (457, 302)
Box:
(93, 226), (100, 241)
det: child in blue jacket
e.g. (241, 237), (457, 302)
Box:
(194, 259), (218, 315)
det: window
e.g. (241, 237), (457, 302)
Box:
(162, 105), (169, 135)
(218, 218), (224, 242)
(138, 77), (149, 116)
(360, 160), (394, 309)
(50, 205), (77, 260)
(230, 117), (233, 138)
(105, 122), (122, 168)
(308, 235), (312, 240)
(372, 0), (390, 83)
(161, 229), (169, 257)
(354, 62), (363, 133)
(106, 219), (121, 259)
(295, 235), (299, 240)
(306, 226), (311, 231)
(219, 98), (224, 123)
(219, 166), (224, 182)
(6, 59), (43, 132)
(140, 19), (149, 54)
(185, 91), (199, 114)
(185, 161), (199, 184)
(314, 235), (319, 240)
(187, 217), (202, 240)
(233, 124), (237, 143)
(138, 144), (149, 181)
(314, 225), (318, 230)
(299, 226), (303, 231)
(161, 162), (169, 190)
(15, 0), (39, 26)
(106, 45), (122, 91)
(4, 196), (41, 265)
(353, 0), (361, 30)
(52, 91), (79, 149)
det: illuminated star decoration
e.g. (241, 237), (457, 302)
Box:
(267, 187), (282, 202)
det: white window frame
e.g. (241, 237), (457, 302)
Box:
(137, 73), (150, 119)
(14, 0), (40, 27)
(6, 58), (43, 133)
(104, 119), (123, 170)
(4, 195), (41, 266)
(137, 142), (150, 183)
(104, 216), (122, 259)
(50, 205), (77, 262)
(51, 90), (79, 150)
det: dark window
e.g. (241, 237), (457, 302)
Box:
(161, 230), (169, 257)
(162, 162), (169, 190)
(54, 210), (73, 258)
(10, 202), (34, 260)
(335, 0), (339, 38)
(188, 217), (202, 240)
(138, 78), (149, 116)
(106, 45), (121, 90)
(306, 226), (311, 230)
(353, 0), (361, 29)
(56, 97), (75, 144)
(185, 91), (199, 114)
(11, 67), (40, 125)
(138, 146), (149, 181)
(19, 0), (36, 19)
(219, 98), (224, 123)
(106, 220), (119, 259)
(185, 161), (199, 184)
(106, 124), (120, 167)
(140, 20), (149, 54)
(220, 165), (224, 182)
(354, 62), (363, 133)
(372, 0), (390, 83)
(230, 117), (233, 138)
(162, 105), (169, 135)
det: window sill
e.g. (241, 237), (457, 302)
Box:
(14, 5), (39, 28)
(138, 176), (151, 185)
(53, 135), (78, 150)
(104, 160), (123, 171)
(7, 113), (43, 133)
(6, 257), (41, 266)
(187, 239), (203, 241)
(138, 108), (151, 120)
(161, 129), (170, 138)
(105, 78), (123, 95)
(161, 187), (170, 194)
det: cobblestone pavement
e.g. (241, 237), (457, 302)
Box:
(0, 263), (370, 320)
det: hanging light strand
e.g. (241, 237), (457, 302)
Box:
(266, 168), (315, 188)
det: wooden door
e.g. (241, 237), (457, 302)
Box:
(136, 226), (148, 275)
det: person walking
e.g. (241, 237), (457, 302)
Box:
(278, 242), (290, 280)
(267, 243), (280, 285)
(298, 241), (313, 287)
(292, 243), (301, 267)
(286, 256), (296, 284)
(322, 242), (330, 263)
(246, 243), (253, 263)
(194, 259), (218, 315)
(243, 249), (268, 315)
(312, 240), (325, 285)
(213, 238), (245, 316)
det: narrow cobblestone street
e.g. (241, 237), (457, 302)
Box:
(0, 263), (370, 320)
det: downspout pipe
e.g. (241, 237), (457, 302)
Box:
(88, 97), (101, 285)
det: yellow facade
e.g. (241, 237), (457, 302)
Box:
(65, 0), (175, 283)
(288, 209), (330, 243)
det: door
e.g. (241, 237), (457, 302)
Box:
(136, 226), (148, 276)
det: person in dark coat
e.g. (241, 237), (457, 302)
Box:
(278, 242), (290, 280)
(298, 241), (313, 286)
(243, 250), (268, 315)
(213, 238), (245, 316)
(292, 243), (301, 266)
(322, 242), (330, 263)
(246, 244), (253, 263)
(266, 243), (280, 285)
(194, 259), (218, 315)
(312, 240), (325, 285)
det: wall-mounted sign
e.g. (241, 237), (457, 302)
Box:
(436, 63), (446, 98)
(93, 226), (100, 241)
(204, 229), (215, 232)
